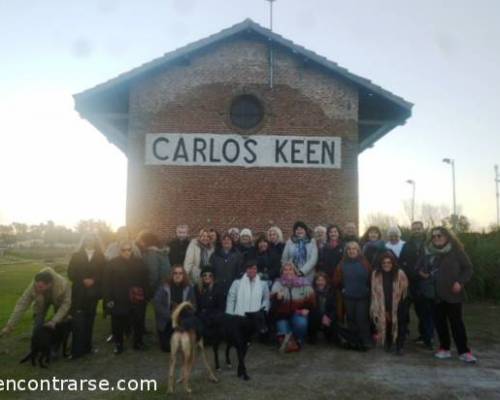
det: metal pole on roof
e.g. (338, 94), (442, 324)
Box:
(267, 0), (276, 31)
(266, 0), (277, 89)
(266, 0), (276, 89)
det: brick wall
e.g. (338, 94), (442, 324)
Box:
(126, 36), (359, 239)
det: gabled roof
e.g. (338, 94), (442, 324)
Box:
(74, 18), (412, 153)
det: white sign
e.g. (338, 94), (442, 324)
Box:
(145, 133), (341, 169)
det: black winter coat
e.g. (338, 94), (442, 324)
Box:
(103, 256), (149, 315)
(167, 238), (190, 266)
(318, 242), (344, 278)
(67, 249), (106, 312)
(195, 283), (225, 320)
(256, 250), (281, 282)
(399, 238), (425, 293)
(238, 244), (257, 265)
(209, 248), (243, 296)
(309, 287), (337, 323)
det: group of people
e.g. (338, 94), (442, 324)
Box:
(0, 219), (477, 365)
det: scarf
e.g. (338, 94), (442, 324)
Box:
(280, 276), (309, 288)
(329, 239), (339, 248)
(426, 242), (452, 256)
(198, 241), (211, 267)
(234, 274), (263, 316)
(426, 242), (452, 265)
(292, 237), (308, 267)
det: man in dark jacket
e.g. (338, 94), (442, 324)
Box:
(209, 234), (243, 298)
(399, 221), (432, 347)
(167, 224), (190, 266)
(67, 234), (106, 359)
(104, 241), (150, 354)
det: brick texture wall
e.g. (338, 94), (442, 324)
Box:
(126, 36), (359, 239)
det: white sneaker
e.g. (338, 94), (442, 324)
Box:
(458, 352), (477, 363)
(279, 333), (292, 353)
(434, 349), (452, 359)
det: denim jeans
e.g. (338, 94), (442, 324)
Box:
(276, 314), (308, 343)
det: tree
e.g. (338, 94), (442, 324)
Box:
(420, 202), (450, 228)
(363, 213), (399, 236)
(443, 214), (471, 233)
(75, 219), (114, 243)
(11, 222), (28, 239)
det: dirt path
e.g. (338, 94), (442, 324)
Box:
(1, 304), (499, 400)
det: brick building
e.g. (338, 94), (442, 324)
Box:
(74, 19), (412, 238)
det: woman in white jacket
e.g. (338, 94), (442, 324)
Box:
(281, 221), (318, 282)
(183, 228), (214, 284)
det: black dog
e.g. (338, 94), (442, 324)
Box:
(212, 310), (268, 381)
(20, 320), (71, 368)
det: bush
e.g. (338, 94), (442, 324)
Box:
(460, 231), (500, 302)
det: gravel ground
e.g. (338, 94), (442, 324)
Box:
(1, 303), (499, 400)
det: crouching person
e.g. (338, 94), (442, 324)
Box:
(370, 252), (409, 355)
(308, 272), (339, 345)
(104, 240), (149, 354)
(154, 265), (195, 352)
(271, 262), (315, 352)
(1, 267), (71, 356)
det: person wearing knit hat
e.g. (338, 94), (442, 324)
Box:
(238, 228), (257, 265)
(386, 226), (406, 259)
(281, 221), (318, 282)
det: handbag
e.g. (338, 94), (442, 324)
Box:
(129, 286), (145, 304)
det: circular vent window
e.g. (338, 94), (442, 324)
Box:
(229, 95), (264, 130)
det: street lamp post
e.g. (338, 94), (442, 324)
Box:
(443, 158), (457, 229)
(406, 179), (416, 223)
(495, 164), (500, 227)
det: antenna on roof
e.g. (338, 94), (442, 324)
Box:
(266, 0), (276, 31)
(265, 0), (277, 89)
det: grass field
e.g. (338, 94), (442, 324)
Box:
(1, 260), (500, 400)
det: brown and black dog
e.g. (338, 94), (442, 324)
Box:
(168, 301), (218, 394)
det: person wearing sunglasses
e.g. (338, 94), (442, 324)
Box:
(195, 266), (225, 345)
(103, 240), (149, 354)
(153, 265), (195, 352)
(416, 226), (476, 363)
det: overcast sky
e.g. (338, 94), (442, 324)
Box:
(1, 0), (499, 231)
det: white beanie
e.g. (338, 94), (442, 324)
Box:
(387, 226), (402, 237)
(240, 228), (253, 239)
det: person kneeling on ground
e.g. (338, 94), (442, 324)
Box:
(1, 267), (72, 356)
(271, 262), (316, 352)
(308, 272), (339, 345)
(370, 252), (409, 355)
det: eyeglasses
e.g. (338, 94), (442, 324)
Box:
(432, 233), (443, 239)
